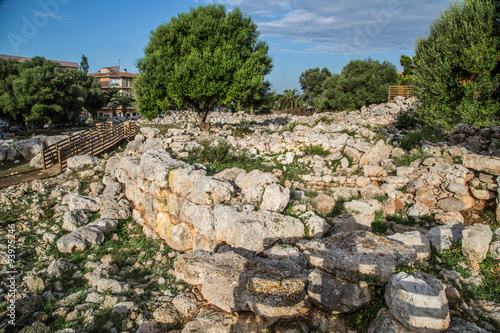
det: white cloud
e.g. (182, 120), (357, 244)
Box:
(32, 10), (64, 20)
(208, 0), (450, 54)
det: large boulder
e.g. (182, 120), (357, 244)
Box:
(174, 251), (308, 318)
(386, 231), (431, 261)
(368, 307), (416, 333)
(13, 138), (43, 160)
(297, 231), (417, 283)
(359, 140), (392, 166)
(463, 154), (500, 175)
(461, 224), (492, 264)
(56, 218), (117, 253)
(426, 221), (465, 251)
(260, 184), (290, 212)
(213, 205), (304, 252)
(169, 168), (235, 206)
(62, 209), (88, 231)
(307, 268), (370, 313)
(66, 155), (100, 171)
(62, 193), (101, 212)
(385, 272), (450, 332)
(235, 170), (279, 206)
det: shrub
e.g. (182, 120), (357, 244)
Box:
(232, 125), (254, 138)
(414, 0), (500, 128)
(318, 58), (399, 112)
(398, 126), (443, 151)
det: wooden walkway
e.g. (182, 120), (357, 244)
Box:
(42, 121), (139, 172)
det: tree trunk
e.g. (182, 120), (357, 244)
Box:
(197, 109), (210, 131)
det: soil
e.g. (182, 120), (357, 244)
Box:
(0, 164), (60, 189)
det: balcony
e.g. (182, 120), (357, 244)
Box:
(100, 82), (133, 89)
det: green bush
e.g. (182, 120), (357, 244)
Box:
(318, 58), (399, 112)
(414, 0), (500, 128)
(395, 110), (422, 130)
(232, 125), (254, 138)
(399, 126), (444, 151)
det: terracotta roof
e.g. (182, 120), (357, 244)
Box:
(90, 71), (137, 78)
(0, 54), (78, 68)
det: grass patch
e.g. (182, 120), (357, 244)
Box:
(344, 285), (385, 332)
(399, 126), (444, 151)
(392, 147), (432, 167)
(232, 125), (254, 138)
(282, 121), (310, 133)
(180, 140), (311, 185)
(371, 210), (388, 235)
(315, 116), (334, 125)
(338, 129), (357, 137)
(301, 144), (331, 157)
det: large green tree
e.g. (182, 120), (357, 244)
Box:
(134, 4), (273, 129)
(0, 57), (105, 129)
(318, 58), (399, 112)
(299, 67), (331, 110)
(414, 0), (500, 128)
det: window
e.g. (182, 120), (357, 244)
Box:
(110, 78), (120, 87)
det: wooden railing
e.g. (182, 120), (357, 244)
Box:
(41, 121), (139, 172)
(388, 85), (414, 102)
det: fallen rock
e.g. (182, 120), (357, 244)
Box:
(307, 268), (370, 313)
(235, 170), (278, 206)
(463, 154), (500, 175)
(367, 307), (416, 333)
(437, 197), (466, 212)
(62, 209), (88, 231)
(66, 155), (100, 171)
(62, 193), (100, 212)
(297, 231), (417, 283)
(385, 272), (450, 332)
(56, 218), (118, 253)
(426, 221), (465, 251)
(174, 251), (308, 318)
(461, 224), (492, 264)
(386, 231), (431, 261)
(260, 183), (290, 212)
(445, 317), (491, 333)
(312, 194), (336, 215)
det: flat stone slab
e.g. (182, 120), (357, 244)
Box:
(174, 251), (308, 318)
(297, 231), (417, 283)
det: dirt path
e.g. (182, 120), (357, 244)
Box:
(0, 165), (61, 189)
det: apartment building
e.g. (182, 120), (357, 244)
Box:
(88, 66), (138, 119)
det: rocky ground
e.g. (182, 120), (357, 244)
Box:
(1, 97), (500, 333)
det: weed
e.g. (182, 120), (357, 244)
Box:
(344, 285), (385, 332)
(315, 116), (334, 125)
(371, 210), (387, 234)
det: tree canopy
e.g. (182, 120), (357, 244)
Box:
(0, 56), (104, 129)
(299, 67), (331, 110)
(134, 4), (273, 129)
(318, 58), (399, 112)
(414, 0), (500, 128)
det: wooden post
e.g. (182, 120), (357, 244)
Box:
(56, 142), (61, 166)
(41, 148), (46, 170)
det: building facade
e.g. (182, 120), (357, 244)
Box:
(88, 66), (138, 119)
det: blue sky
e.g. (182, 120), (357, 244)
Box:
(0, 0), (450, 92)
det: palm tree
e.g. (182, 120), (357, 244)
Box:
(110, 93), (135, 117)
(103, 87), (120, 117)
(278, 88), (302, 110)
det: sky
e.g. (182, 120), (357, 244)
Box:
(0, 0), (451, 93)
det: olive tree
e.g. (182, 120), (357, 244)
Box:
(134, 4), (273, 129)
(414, 0), (499, 128)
